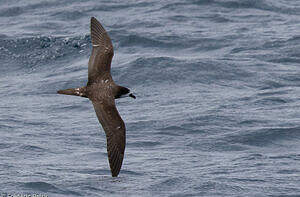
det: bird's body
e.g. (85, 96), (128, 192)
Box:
(57, 17), (135, 177)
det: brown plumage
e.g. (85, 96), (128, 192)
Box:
(57, 17), (136, 177)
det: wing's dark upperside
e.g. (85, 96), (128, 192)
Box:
(92, 99), (125, 177)
(88, 17), (114, 83)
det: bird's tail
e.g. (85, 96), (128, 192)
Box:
(57, 87), (87, 98)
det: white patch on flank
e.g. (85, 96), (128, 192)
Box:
(117, 126), (121, 129)
(93, 44), (99, 47)
(104, 79), (108, 83)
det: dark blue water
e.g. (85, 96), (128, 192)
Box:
(1, 0), (300, 196)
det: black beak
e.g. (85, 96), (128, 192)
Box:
(129, 93), (136, 99)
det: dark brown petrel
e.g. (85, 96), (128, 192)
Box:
(57, 17), (136, 177)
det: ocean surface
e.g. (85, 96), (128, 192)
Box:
(1, 0), (300, 196)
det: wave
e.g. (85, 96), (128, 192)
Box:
(23, 181), (58, 191)
(0, 6), (24, 17)
(158, 0), (300, 15)
(0, 35), (90, 76)
(117, 56), (254, 87)
(227, 127), (300, 147)
(23, 181), (81, 196)
(0, 33), (237, 86)
(219, 0), (300, 15)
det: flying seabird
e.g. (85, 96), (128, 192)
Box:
(57, 17), (136, 177)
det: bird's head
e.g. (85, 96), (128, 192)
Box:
(115, 86), (136, 99)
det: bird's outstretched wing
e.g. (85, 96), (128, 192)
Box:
(92, 98), (125, 177)
(88, 17), (114, 83)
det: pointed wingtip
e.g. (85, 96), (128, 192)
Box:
(111, 173), (119, 177)
(91, 16), (96, 23)
(90, 17), (100, 30)
(90, 16), (107, 46)
(90, 17), (96, 32)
